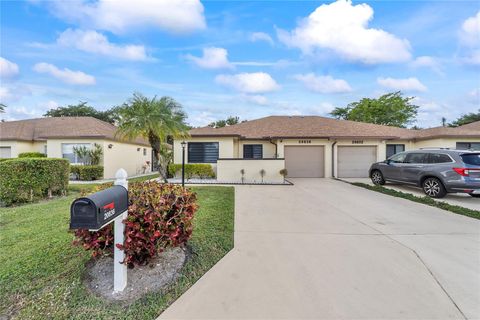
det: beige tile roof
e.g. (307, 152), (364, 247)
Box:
(189, 116), (480, 141)
(412, 121), (480, 140)
(0, 117), (150, 146)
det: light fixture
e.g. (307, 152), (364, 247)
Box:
(108, 144), (113, 149)
(181, 141), (187, 148)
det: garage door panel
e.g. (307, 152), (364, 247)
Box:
(338, 146), (376, 178)
(285, 146), (324, 178)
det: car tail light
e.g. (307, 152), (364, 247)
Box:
(453, 168), (469, 176)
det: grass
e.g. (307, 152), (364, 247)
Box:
(0, 185), (234, 319)
(351, 182), (480, 220)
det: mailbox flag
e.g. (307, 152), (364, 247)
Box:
(103, 202), (115, 210)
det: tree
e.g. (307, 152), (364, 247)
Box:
(0, 103), (5, 113)
(330, 92), (419, 128)
(44, 102), (120, 124)
(115, 93), (189, 181)
(448, 109), (480, 127)
(208, 116), (240, 128)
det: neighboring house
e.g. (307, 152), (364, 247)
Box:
(0, 117), (153, 179)
(173, 116), (480, 183)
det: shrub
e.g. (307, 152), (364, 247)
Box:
(73, 181), (198, 267)
(168, 164), (215, 179)
(18, 152), (46, 158)
(0, 158), (14, 163)
(70, 165), (104, 181)
(0, 158), (69, 205)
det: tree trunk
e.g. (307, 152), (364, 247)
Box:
(148, 132), (167, 182)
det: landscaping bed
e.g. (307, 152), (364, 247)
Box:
(0, 185), (234, 319)
(351, 182), (480, 220)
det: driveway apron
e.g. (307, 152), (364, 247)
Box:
(159, 179), (480, 319)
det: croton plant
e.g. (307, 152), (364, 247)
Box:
(73, 181), (198, 268)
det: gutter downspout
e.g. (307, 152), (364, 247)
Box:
(331, 140), (337, 178)
(269, 138), (278, 158)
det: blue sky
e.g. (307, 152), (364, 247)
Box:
(1, 0), (479, 128)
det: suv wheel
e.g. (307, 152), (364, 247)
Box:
(422, 177), (447, 198)
(371, 170), (385, 185)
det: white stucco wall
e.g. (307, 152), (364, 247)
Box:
(0, 140), (43, 158)
(173, 137), (237, 168)
(47, 138), (151, 179)
(414, 138), (480, 149)
(217, 159), (285, 183)
(174, 135), (480, 181)
(102, 140), (152, 179)
(238, 140), (277, 158)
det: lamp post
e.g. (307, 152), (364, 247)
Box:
(181, 141), (186, 187)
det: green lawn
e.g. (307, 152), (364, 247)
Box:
(0, 185), (234, 319)
(67, 172), (160, 194)
(351, 182), (480, 220)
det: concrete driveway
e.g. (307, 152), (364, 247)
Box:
(341, 177), (480, 211)
(160, 179), (480, 320)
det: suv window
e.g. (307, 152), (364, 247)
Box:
(389, 152), (407, 163)
(404, 153), (428, 164)
(461, 153), (480, 166)
(428, 153), (452, 164)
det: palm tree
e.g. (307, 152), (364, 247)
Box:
(0, 103), (6, 113)
(116, 93), (189, 181)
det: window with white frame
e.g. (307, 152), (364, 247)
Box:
(62, 143), (91, 164)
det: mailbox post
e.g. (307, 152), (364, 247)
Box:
(113, 169), (128, 293)
(70, 168), (129, 294)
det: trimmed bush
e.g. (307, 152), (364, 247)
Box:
(0, 158), (14, 163)
(73, 181), (198, 267)
(70, 165), (104, 181)
(168, 164), (215, 179)
(18, 152), (46, 158)
(0, 158), (69, 205)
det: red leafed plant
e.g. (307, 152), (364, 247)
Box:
(73, 181), (198, 268)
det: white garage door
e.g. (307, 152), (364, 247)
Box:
(285, 146), (325, 178)
(337, 146), (377, 178)
(0, 147), (11, 158)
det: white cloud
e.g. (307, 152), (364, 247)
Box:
(57, 29), (148, 61)
(0, 57), (19, 79)
(377, 77), (427, 92)
(277, 0), (411, 64)
(462, 50), (480, 65)
(33, 63), (96, 85)
(294, 73), (352, 94)
(250, 32), (274, 45)
(459, 11), (480, 65)
(410, 56), (443, 76)
(50, 0), (206, 34)
(460, 11), (480, 47)
(215, 72), (280, 94)
(0, 85), (32, 104)
(242, 94), (269, 105)
(185, 47), (233, 69)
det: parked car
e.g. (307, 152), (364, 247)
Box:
(369, 149), (480, 198)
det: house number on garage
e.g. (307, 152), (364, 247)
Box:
(299, 140), (311, 144)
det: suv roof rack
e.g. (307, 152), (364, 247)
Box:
(418, 147), (451, 150)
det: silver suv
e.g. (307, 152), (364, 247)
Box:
(369, 149), (480, 198)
